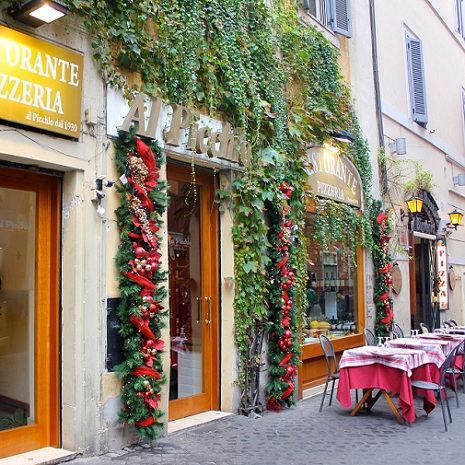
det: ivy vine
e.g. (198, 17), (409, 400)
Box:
(64, 0), (374, 417)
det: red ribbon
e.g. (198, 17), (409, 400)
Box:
(132, 365), (162, 379)
(130, 315), (157, 340)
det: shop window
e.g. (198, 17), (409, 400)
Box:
(303, 214), (359, 343)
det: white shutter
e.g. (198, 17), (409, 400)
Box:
(407, 36), (428, 127)
(329, 0), (352, 38)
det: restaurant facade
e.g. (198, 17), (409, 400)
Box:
(2, 0), (449, 461)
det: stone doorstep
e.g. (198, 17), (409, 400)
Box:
(0, 447), (77, 465)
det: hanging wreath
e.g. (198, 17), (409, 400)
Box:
(266, 182), (300, 411)
(371, 200), (394, 337)
(113, 129), (168, 440)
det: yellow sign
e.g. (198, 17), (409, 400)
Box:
(0, 25), (83, 139)
(306, 146), (363, 208)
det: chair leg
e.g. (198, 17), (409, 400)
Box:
(452, 374), (460, 408)
(329, 379), (335, 406)
(319, 378), (330, 412)
(437, 391), (448, 432)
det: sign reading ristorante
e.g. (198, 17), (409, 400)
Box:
(306, 146), (362, 208)
(0, 25), (83, 139)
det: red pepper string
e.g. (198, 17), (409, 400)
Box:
(278, 352), (293, 366)
(135, 416), (156, 427)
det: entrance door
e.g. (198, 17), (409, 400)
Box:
(167, 164), (219, 421)
(411, 238), (438, 331)
(0, 168), (59, 458)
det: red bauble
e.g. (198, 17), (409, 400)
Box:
(135, 246), (146, 258)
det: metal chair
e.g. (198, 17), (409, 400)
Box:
(443, 321), (452, 328)
(411, 341), (463, 431)
(444, 340), (465, 405)
(392, 323), (404, 339)
(419, 323), (429, 333)
(319, 334), (340, 412)
(364, 328), (377, 346)
(449, 319), (458, 326)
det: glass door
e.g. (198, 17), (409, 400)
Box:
(167, 164), (218, 421)
(0, 168), (59, 458)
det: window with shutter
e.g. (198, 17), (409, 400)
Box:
(407, 35), (428, 127)
(456, 0), (465, 40)
(330, 0), (352, 38)
(301, 0), (351, 38)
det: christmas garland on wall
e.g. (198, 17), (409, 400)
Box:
(371, 200), (394, 337)
(114, 130), (168, 440)
(265, 182), (300, 411)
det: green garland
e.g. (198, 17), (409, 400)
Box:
(113, 129), (168, 440)
(265, 182), (301, 410)
(370, 200), (394, 337)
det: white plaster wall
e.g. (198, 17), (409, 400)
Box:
(370, 0), (465, 327)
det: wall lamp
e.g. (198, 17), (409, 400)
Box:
(400, 196), (423, 221)
(327, 130), (354, 144)
(453, 173), (465, 186)
(389, 138), (407, 155)
(448, 209), (463, 230)
(8, 0), (69, 28)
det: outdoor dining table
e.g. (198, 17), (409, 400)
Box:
(385, 337), (446, 382)
(336, 345), (436, 425)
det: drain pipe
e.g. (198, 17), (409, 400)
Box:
(369, 0), (388, 195)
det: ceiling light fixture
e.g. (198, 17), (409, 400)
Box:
(8, 0), (69, 28)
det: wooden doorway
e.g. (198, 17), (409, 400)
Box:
(0, 167), (60, 458)
(167, 164), (219, 421)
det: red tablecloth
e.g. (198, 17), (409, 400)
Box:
(337, 347), (436, 424)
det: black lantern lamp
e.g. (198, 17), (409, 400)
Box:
(448, 209), (463, 230)
(8, 0), (69, 28)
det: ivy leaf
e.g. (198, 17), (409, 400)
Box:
(242, 260), (257, 273)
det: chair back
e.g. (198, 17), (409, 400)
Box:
(364, 328), (376, 346)
(449, 319), (458, 326)
(319, 334), (338, 375)
(419, 323), (429, 333)
(439, 340), (465, 385)
(392, 323), (404, 339)
(443, 321), (452, 328)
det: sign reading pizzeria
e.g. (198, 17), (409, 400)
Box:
(0, 25), (83, 139)
(306, 146), (363, 208)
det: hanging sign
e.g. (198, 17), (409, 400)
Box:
(0, 25), (83, 139)
(305, 146), (363, 208)
(436, 240), (448, 310)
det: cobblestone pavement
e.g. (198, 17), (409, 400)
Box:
(64, 390), (465, 465)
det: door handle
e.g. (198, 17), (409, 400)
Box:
(196, 296), (202, 323)
(205, 296), (211, 324)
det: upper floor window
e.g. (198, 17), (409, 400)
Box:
(301, 0), (352, 38)
(406, 33), (428, 127)
(456, 0), (465, 40)
(461, 88), (465, 149)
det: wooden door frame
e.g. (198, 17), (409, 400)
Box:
(167, 163), (219, 421)
(0, 168), (60, 458)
